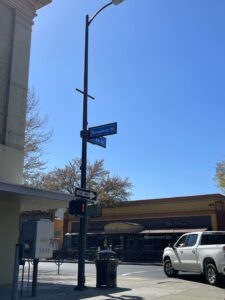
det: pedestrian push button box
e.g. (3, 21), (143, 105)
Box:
(21, 219), (54, 259)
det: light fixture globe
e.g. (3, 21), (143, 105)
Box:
(112, 0), (125, 5)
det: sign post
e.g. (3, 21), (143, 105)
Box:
(75, 1), (122, 291)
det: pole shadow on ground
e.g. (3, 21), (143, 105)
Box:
(0, 282), (144, 300)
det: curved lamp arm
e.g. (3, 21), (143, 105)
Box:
(89, 2), (113, 26)
(89, 0), (125, 26)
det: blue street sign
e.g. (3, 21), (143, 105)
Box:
(88, 122), (117, 139)
(88, 137), (106, 148)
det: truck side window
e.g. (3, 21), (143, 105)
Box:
(201, 233), (225, 245)
(175, 235), (187, 248)
(186, 234), (198, 247)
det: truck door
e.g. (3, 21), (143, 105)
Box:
(179, 234), (199, 272)
(172, 235), (188, 270)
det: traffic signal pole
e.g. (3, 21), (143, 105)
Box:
(77, 1), (123, 290)
(77, 14), (89, 290)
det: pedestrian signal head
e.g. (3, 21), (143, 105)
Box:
(69, 200), (86, 216)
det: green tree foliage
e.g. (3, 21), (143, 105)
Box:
(23, 89), (52, 186)
(215, 159), (225, 193)
(39, 159), (132, 206)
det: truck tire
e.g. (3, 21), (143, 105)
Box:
(205, 263), (219, 286)
(164, 259), (178, 277)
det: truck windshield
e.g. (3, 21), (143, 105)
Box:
(200, 233), (225, 245)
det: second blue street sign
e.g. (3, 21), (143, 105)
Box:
(88, 137), (106, 148)
(88, 122), (117, 139)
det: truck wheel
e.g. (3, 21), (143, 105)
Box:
(164, 259), (178, 277)
(205, 263), (219, 286)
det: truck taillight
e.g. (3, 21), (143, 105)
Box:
(223, 246), (225, 251)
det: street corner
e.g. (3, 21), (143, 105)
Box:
(113, 275), (225, 300)
(150, 277), (225, 300)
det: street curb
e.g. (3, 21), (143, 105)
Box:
(42, 259), (163, 267)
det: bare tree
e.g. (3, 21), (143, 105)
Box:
(39, 159), (133, 206)
(23, 90), (132, 205)
(38, 159), (81, 194)
(23, 89), (52, 186)
(215, 159), (225, 194)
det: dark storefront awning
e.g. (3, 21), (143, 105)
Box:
(65, 228), (208, 237)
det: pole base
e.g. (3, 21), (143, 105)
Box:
(74, 285), (88, 291)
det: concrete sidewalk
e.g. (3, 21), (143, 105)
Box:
(1, 273), (225, 300)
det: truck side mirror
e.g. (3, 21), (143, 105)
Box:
(168, 243), (174, 249)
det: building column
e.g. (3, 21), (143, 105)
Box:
(0, 0), (51, 285)
(215, 201), (225, 230)
(0, 201), (20, 285)
(0, 0), (51, 184)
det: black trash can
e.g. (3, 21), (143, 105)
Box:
(95, 250), (118, 288)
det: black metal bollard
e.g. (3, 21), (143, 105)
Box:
(55, 256), (64, 275)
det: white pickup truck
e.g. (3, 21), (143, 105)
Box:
(163, 231), (225, 285)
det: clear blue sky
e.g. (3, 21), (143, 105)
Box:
(29, 0), (225, 200)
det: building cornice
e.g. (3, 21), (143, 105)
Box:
(73, 209), (215, 224)
(0, 0), (52, 21)
(30, 0), (52, 9)
(106, 194), (225, 208)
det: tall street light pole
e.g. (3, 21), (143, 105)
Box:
(77, 0), (125, 290)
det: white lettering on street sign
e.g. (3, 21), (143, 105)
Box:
(75, 188), (97, 201)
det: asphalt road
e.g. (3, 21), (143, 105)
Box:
(3, 261), (223, 300)
(29, 261), (215, 286)
(33, 262), (167, 280)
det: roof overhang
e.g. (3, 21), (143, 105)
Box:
(66, 228), (208, 236)
(0, 181), (72, 211)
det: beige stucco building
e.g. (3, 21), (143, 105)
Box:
(0, 0), (53, 184)
(0, 0), (70, 285)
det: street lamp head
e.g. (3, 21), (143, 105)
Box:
(112, 0), (125, 5)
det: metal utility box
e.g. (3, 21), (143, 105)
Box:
(21, 219), (54, 259)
